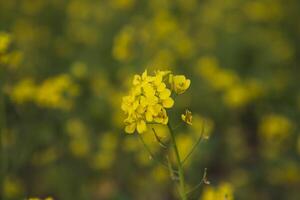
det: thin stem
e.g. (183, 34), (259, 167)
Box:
(172, 123), (182, 131)
(151, 128), (167, 149)
(186, 168), (209, 196)
(167, 123), (187, 200)
(182, 121), (205, 166)
(138, 134), (169, 169)
(167, 156), (179, 181)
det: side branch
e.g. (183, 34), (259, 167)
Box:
(152, 128), (168, 149)
(182, 121), (206, 165)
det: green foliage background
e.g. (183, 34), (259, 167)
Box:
(1, 0), (300, 199)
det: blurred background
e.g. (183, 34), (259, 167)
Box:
(1, 0), (300, 199)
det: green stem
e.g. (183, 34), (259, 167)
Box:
(167, 123), (187, 200)
(138, 134), (169, 169)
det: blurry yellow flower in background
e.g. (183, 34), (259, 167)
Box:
(9, 74), (79, 110)
(35, 74), (79, 110)
(111, 0), (135, 10)
(66, 118), (90, 157)
(9, 78), (36, 104)
(259, 114), (294, 158)
(190, 115), (214, 139)
(176, 134), (194, 160)
(223, 80), (263, 109)
(259, 114), (293, 142)
(91, 133), (118, 170)
(201, 182), (234, 200)
(197, 56), (239, 92)
(0, 50), (23, 68)
(147, 49), (175, 70)
(31, 147), (58, 166)
(197, 55), (263, 109)
(151, 165), (169, 183)
(0, 31), (23, 68)
(3, 176), (24, 199)
(0, 32), (11, 52)
(113, 26), (135, 62)
(71, 61), (88, 79)
(28, 197), (53, 200)
(267, 161), (300, 185)
(223, 85), (250, 108)
(243, 1), (282, 22)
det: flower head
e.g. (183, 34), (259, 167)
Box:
(121, 70), (191, 134)
(122, 70), (173, 134)
(181, 109), (193, 125)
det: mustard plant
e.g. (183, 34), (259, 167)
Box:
(121, 70), (208, 200)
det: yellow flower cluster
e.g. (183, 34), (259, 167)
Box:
(9, 74), (79, 110)
(121, 70), (190, 134)
(197, 56), (263, 108)
(0, 32), (22, 69)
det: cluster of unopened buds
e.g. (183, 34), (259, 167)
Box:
(121, 70), (191, 134)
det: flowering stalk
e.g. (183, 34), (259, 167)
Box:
(167, 123), (187, 200)
(121, 70), (195, 200)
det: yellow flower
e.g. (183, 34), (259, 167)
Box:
(124, 121), (136, 134)
(0, 32), (11, 53)
(181, 109), (192, 125)
(9, 78), (36, 104)
(200, 182), (234, 200)
(259, 114), (293, 141)
(122, 69), (186, 134)
(169, 74), (191, 94)
(153, 106), (168, 124)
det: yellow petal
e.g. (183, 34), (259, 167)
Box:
(137, 120), (147, 133)
(181, 114), (186, 121)
(145, 111), (153, 122)
(125, 123), (136, 134)
(146, 95), (158, 105)
(153, 104), (163, 115)
(162, 116), (168, 124)
(143, 84), (155, 96)
(133, 75), (141, 85)
(159, 89), (171, 99)
(185, 79), (191, 90)
(142, 70), (148, 79)
(157, 83), (166, 92)
(163, 97), (174, 108)
(174, 75), (185, 84)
